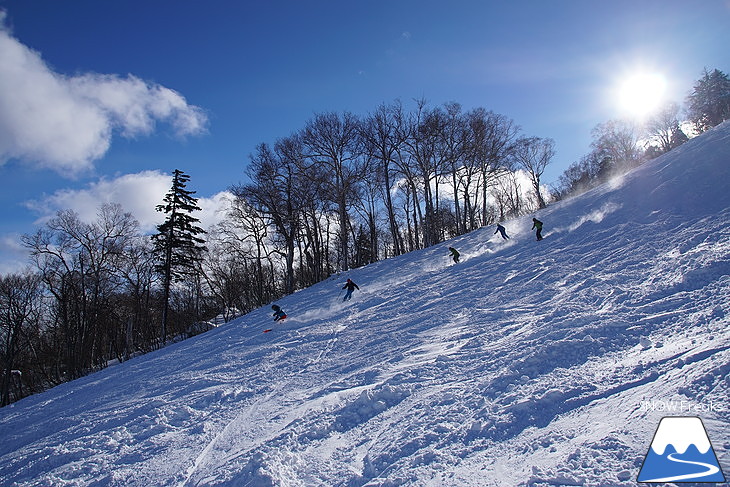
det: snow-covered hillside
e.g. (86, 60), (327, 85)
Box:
(1, 123), (730, 486)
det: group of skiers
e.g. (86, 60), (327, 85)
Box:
(494, 218), (543, 241)
(449, 217), (544, 263)
(271, 278), (360, 323)
(272, 218), (545, 322)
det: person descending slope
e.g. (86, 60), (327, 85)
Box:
(271, 304), (287, 321)
(494, 223), (510, 240)
(448, 247), (460, 263)
(532, 218), (544, 241)
(342, 279), (360, 301)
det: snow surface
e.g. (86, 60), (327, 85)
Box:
(1, 122), (730, 486)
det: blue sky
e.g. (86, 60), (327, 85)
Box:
(0, 0), (728, 272)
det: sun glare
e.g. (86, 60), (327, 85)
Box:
(617, 72), (667, 118)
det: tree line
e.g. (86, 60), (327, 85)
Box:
(2, 68), (728, 406)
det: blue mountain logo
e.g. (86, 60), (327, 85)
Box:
(638, 416), (726, 483)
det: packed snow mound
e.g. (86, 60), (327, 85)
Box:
(1, 122), (729, 486)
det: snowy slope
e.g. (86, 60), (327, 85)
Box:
(1, 122), (730, 486)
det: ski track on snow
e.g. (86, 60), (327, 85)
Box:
(177, 312), (354, 486)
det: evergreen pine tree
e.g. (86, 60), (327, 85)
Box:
(669, 124), (690, 150)
(687, 68), (730, 133)
(152, 169), (207, 343)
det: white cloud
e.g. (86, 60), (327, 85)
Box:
(69, 74), (208, 138)
(25, 171), (231, 233)
(0, 19), (208, 175)
(198, 191), (233, 233)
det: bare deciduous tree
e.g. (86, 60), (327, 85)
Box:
(0, 272), (42, 405)
(301, 112), (363, 271)
(512, 136), (555, 209)
(361, 102), (408, 256)
(645, 102), (687, 155)
(24, 204), (139, 378)
(591, 119), (644, 176)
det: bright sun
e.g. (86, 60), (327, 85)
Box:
(617, 72), (667, 118)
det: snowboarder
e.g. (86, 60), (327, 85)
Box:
(271, 304), (287, 321)
(494, 223), (510, 240)
(532, 218), (544, 241)
(342, 278), (360, 301)
(448, 247), (460, 263)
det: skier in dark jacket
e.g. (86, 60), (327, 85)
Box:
(532, 218), (544, 241)
(342, 279), (359, 301)
(494, 223), (510, 240)
(448, 247), (460, 263)
(272, 304), (287, 321)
